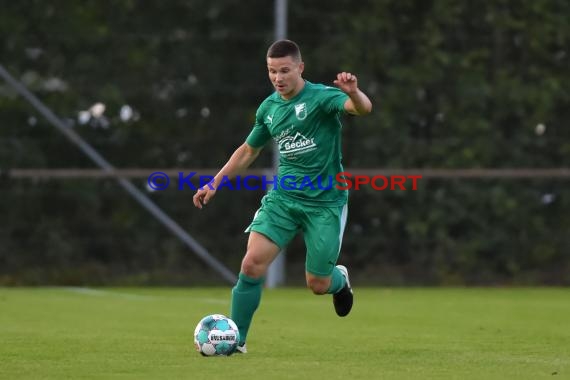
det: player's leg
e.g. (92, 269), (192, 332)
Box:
(232, 193), (299, 350)
(303, 204), (353, 316)
(305, 266), (347, 295)
(330, 264), (353, 317)
(231, 231), (280, 349)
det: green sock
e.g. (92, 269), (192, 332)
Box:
(230, 273), (264, 345)
(326, 266), (346, 294)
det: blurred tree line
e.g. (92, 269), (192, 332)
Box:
(0, 0), (568, 285)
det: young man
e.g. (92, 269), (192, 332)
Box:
(193, 39), (372, 353)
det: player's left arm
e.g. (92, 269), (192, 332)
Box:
(333, 72), (373, 116)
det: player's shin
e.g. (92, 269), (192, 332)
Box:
(230, 272), (264, 345)
(326, 266), (346, 294)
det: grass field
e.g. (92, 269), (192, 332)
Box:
(1, 287), (569, 380)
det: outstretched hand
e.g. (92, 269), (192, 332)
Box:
(333, 72), (358, 94)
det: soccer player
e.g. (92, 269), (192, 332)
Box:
(193, 39), (372, 353)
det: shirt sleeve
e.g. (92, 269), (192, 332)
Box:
(320, 86), (349, 115)
(245, 108), (272, 148)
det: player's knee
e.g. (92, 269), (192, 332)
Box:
(307, 278), (330, 295)
(240, 253), (268, 278)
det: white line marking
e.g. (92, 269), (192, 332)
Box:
(59, 287), (229, 304)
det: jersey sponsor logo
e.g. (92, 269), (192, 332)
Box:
(294, 102), (307, 120)
(274, 125), (294, 142)
(266, 114), (273, 124)
(278, 131), (316, 155)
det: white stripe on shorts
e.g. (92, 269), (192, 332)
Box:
(337, 204), (348, 254)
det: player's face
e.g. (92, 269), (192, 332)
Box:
(267, 56), (304, 100)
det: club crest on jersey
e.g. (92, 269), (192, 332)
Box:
(294, 103), (307, 120)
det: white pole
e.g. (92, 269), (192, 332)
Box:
(266, 0), (288, 288)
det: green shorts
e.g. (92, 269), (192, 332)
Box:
(245, 192), (348, 277)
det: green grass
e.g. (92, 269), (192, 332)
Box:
(1, 287), (569, 380)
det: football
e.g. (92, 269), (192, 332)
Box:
(193, 314), (240, 356)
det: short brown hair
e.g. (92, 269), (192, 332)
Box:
(266, 39), (302, 61)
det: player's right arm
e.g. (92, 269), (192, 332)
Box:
(193, 142), (263, 209)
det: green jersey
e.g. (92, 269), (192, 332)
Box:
(246, 81), (349, 206)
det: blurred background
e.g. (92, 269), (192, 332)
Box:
(0, 0), (568, 287)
